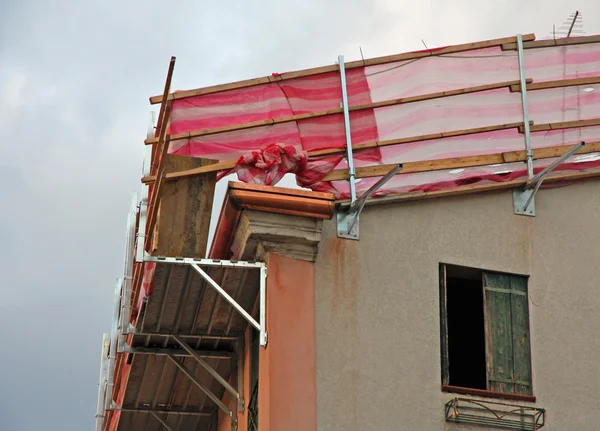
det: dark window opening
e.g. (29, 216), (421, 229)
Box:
(440, 263), (533, 397)
(446, 275), (487, 390)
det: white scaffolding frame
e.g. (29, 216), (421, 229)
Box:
(97, 110), (267, 430)
(97, 177), (267, 431)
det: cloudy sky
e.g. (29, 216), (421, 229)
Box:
(0, 1), (598, 430)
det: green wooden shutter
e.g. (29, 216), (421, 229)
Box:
(509, 275), (533, 395)
(483, 272), (532, 395)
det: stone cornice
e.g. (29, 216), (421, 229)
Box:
(210, 182), (334, 261)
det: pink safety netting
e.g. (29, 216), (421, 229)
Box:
(165, 36), (600, 199)
(116, 38), (600, 431)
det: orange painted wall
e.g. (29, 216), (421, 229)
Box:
(258, 253), (317, 431)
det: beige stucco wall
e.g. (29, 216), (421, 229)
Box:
(314, 180), (600, 430)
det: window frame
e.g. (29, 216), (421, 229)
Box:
(439, 263), (536, 402)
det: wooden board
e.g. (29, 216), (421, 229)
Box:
(145, 79), (528, 145)
(509, 76), (600, 92)
(525, 118), (600, 133)
(501, 34), (600, 51)
(149, 34), (535, 104)
(324, 140), (600, 182)
(142, 122), (530, 184)
(153, 154), (218, 258)
(337, 168), (600, 205)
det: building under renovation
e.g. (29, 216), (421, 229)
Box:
(96, 31), (600, 430)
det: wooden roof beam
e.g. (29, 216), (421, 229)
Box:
(141, 121), (531, 185)
(510, 76), (600, 92)
(323, 140), (600, 181)
(149, 34), (535, 104)
(502, 34), (600, 51)
(144, 79), (530, 145)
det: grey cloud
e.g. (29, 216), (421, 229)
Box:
(1, 1), (598, 429)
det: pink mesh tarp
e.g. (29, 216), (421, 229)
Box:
(164, 35), (600, 199)
(118, 39), (600, 429)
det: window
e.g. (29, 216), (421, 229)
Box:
(439, 264), (533, 397)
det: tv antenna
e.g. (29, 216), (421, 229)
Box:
(550, 10), (584, 40)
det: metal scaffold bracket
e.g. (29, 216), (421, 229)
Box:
(513, 141), (585, 216)
(150, 411), (175, 431)
(338, 54), (357, 203)
(144, 254), (268, 347)
(172, 335), (240, 401)
(517, 34), (534, 179)
(166, 353), (236, 427)
(337, 164), (403, 239)
(336, 54), (403, 240)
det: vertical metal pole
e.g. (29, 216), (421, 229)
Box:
(105, 278), (122, 409)
(136, 111), (156, 263)
(338, 55), (357, 202)
(259, 264), (267, 347)
(95, 334), (110, 431)
(120, 193), (138, 341)
(517, 34), (534, 178)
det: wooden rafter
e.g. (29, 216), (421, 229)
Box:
(521, 118), (600, 133)
(130, 57), (176, 327)
(501, 34), (600, 51)
(510, 76), (600, 92)
(323, 140), (600, 181)
(138, 35), (600, 203)
(144, 79), (530, 145)
(149, 34), (535, 104)
(151, 57), (176, 166)
(141, 121), (530, 184)
(340, 168), (600, 205)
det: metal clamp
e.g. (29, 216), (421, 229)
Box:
(337, 164), (403, 239)
(513, 141), (585, 216)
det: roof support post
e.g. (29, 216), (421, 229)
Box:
(513, 141), (585, 216)
(338, 54), (357, 203)
(337, 164), (403, 239)
(517, 34), (534, 179)
(259, 264), (267, 347)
